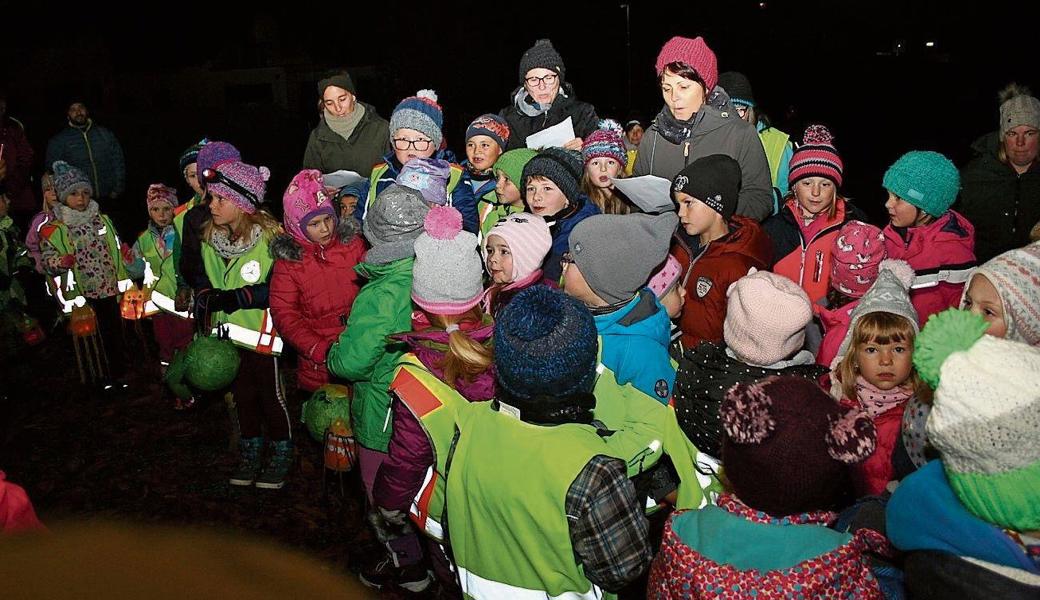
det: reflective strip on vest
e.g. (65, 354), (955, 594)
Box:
(150, 289), (191, 319)
(212, 317), (284, 355)
(117, 278), (134, 293)
(409, 466), (444, 541)
(53, 273), (86, 314)
(911, 268), (975, 289)
(142, 299), (160, 317)
(457, 566), (604, 600)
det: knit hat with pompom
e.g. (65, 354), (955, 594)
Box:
(581, 119), (628, 168)
(788, 124), (844, 187)
(390, 89), (444, 150)
(411, 205), (483, 315)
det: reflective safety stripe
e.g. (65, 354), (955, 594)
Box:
(212, 320), (284, 355)
(409, 466), (444, 541)
(457, 566), (605, 600)
(117, 278), (134, 293)
(911, 268), (975, 289)
(150, 290), (191, 319)
(53, 274), (86, 314)
(143, 299), (160, 317)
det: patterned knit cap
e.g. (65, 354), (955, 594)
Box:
(145, 184), (179, 210)
(466, 114), (511, 151)
(831, 221), (887, 299)
(913, 308), (1040, 532)
(282, 169), (338, 245)
(882, 151), (960, 218)
(482, 213), (552, 284)
(648, 254), (682, 299)
(518, 39), (566, 83)
(397, 158), (451, 206)
(207, 161), (269, 215)
(179, 138), (208, 172)
(581, 119), (628, 168)
(999, 89), (1040, 133)
(960, 241), (1040, 346)
(362, 184), (430, 265)
(788, 125), (844, 187)
(195, 141), (241, 175)
(51, 161), (92, 203)
(655, 36), (718, 91)
(412, 206), (484, 315)
(722, 375), (876, 516)
(390, 90), (444, 150)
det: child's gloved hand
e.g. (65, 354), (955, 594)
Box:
(57, 254), (76, 269)
(195, 288), (239, 317)
(174, 287), (192, 313)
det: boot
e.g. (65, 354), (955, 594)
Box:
(229, 437), (263, 486)
(255, 439), (293, 490)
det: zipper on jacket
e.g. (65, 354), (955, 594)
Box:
(813, 250), (824, 282)
(683, 142), (691, 167)
(796, 218), (844, 286)
(80, 128), (101, 197)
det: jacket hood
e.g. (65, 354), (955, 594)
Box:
(595, 290), (672, 348)
(883, 210), (976, 269)
(270, 217), (362, 261)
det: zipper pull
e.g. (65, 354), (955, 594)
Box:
(813, 250), (824, 282)
(683, 142), (690, 158)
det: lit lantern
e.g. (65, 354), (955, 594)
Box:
(119, 285), (146, 320)
(17, 314), (46, 346)
(324, 417), (357, 473)
(69, 305), (98, 337)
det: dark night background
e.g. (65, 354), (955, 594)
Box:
(1, 1), (1034, 229)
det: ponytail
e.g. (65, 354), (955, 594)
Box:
(428, 307), (494, 388)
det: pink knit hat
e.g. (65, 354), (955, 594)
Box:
(788, 125), (844, 187)
(724, 270), (813, 366)
(206, 161), (269, 215)
(648, 254), (682, 299)
(830, 221), (887, 299)
(145, 183), (178, 210)
(655, 36), (718, 91)
(282, 169), (338, 245)
(481, 213), (552, 285)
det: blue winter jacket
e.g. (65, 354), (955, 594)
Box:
(595, 289), (676, 404)
(45, 121), (126, 199)
(543, 197), (600, 282)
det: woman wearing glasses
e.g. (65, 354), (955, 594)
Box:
(633, 36), (774, 222)
(499, 39), (600, 152)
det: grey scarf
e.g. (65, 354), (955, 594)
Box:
(54, 200), (101, 228)
(512, 86), (568, 118)
(210, 224), (262, 259)
(324, 103), (366, 142)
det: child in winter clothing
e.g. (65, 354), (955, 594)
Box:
(580, 119), (632, 214)
(887, 309), (1040, 599)
(480, 148), (535, 239)
(764, 125), (868, 305)
(269, 170), (365, 394)
(648, 253), (687, 357)
(670, 154), (772, 351)
(326, 184), (429, 503)
(482, 212), (553, 316)
(882, 150), (976, 325)
(344, 90), (478, 233)
(369, 205), (495, 592)
(565, 211), (679, 402)
(960, 240), (1040, 346)
(41, 161), (133, 382)
(816, 220), (888, 368)
(127, 184), (195, 408)
(463, 114), (510, 228)
(521, 146), (600, 282)
(194, 160), (289, 489)
(650, 375), (885, 599)
(829, 259), (929, 496)
(674, 270), (827, 461)
(25, 172), (56, 274)
(0, 189), (34, 356)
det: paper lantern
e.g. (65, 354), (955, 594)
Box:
(68, 305), (98, 337)
(184, 336), (241, 391)
(119, 285), (145, 320)
(301, 384), (352, 442)
(324, 417), (357, 473)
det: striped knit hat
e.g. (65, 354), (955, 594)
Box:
(960, 241), (1040, 346)
(482, 213), (552, 285)
(581, 119), (628, 168)
(914, 308), (1040, 532)
(789, 125), (843, 187)
(390, 89), (444, 150)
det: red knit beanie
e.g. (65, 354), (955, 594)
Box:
(788, 124), (844, 187)
(654, 36), (718, 91)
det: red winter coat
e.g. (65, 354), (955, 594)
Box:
(883, 210), (976, 327)
(673, 216), (772, 350)
(816, 299), (859, 368)
(269, 220), (366, 391)
(840, 398), (905, 497)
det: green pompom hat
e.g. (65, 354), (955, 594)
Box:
(493, 148), (538, 188)
(882, 150), (960, 218)
(913, 308), (988, 389)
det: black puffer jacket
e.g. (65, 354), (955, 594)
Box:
(673, 341), (827, 458)
(499, 83), (599, 151)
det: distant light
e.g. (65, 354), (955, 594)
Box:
(925, 41), (936, 47)
(759, 2), (767, 8)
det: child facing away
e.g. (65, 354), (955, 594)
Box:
(650, 375), (886, 599)
(828, 259), (930, 496)
(481, 212), (553, 316)
(580, 119), (633, 215)
(881, 150), (976, 325)
(269, 169), (365, 396)
(887, 309), (1040, 598)
(647, 253), (687, 357)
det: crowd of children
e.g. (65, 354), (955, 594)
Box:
(3, 34), (1040, 600)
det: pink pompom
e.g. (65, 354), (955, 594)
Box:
(424, 205), (462, 240)
(803, 124), (834, 145)
(259, 166), (272, 182)
(878, 259), (915, 289)
(721, 378), (777, 444)
(826, 407), (877, 463)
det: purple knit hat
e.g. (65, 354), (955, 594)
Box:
(208, 161), (269, 215)
(397, 158), (451, 206)
(196, 141), (241, 178)
(581, 119), (628, 168)
(282, 169), (338, 245)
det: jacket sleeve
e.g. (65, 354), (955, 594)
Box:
(301, 129), (323, 171)
(568, 455), (652, 592)
(178, 208), (211, 291)
(125, 238), (146, 280)
(450, 178), (479, 234)
(573, 102), (601, 141)
(327, 280), (409, 382)
(44, 134), (63, 172)
(631, 130), (654, 177)
(372, 397), (434, 512)
(734, 126), (774, 222)
(269, 261), (331, 363)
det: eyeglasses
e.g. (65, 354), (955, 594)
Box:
(201, 168), (259, 207)
(525, 73), (558, 88)
(392, 137), (433, 151)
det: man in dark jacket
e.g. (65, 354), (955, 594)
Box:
(44, 102), (125, 203)
(500, 39), (599, 151)
(301, 70), (390, 177)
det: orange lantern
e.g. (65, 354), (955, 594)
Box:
(324, 417), (358, 473)
(119, 284), (146, 320)
(69, 305), (98, 337)
(17, 314), (46, 346)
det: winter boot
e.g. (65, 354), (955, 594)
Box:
(255, 439), (293, 490)
(229, 437), (264, 486)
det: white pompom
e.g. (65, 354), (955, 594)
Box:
(259, 166), (271, 182)
(416, 89), (438, 103)
(879, 259), (914, 288)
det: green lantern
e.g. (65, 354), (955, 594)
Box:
(184, 336), (241, 391)
(165, 349), (193, 400)
(301, 384), (353, 442)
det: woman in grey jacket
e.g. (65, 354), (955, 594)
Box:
(633, 36), (773, 222)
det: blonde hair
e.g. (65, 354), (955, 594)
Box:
(203, 208), (282, 244)
(836, 312), (931, 402)
(580, 171), (632, 215)
(427, 307), (494, 388)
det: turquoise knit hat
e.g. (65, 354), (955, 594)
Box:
(914, 308), (1040, 532)
(882, 151), (960, 217)
(494, 148), (538, 188)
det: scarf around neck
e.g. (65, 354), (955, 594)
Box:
(210, 224), (262, 259)
(54, 200), (101, 228)
(324, 103), (366, 142)
(855, 375), (913, 419)
(513, 86), (568, 118)
(654, 105), (699, 145)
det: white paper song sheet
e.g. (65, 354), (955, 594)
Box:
(610, 175), (676, 214)
(525, 117), (576, 149)
(322, 170), (366, 190)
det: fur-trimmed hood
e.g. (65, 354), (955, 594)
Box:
(270, 217), (361, 261)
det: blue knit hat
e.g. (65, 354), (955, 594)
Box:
(494, 285), (598, 400)
(51, 161), (92, 204)
(882, 151), (961, 218)
(179, 138), (208, 172)
(390, 89), (444, 150)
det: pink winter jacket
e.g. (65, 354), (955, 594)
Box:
(816, 299), (860, 368)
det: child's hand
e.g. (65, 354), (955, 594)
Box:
(57, 254), (76, 269)
(562, 138), (583, 151)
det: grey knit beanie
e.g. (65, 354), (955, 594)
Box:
(518, 39), (566, 84)
(1000, 92), (1040, 133)
(569, 212), (679, 304)
(362, 184), (430, 265)
(412, 206), (484, 315)
(521, 147), (584, 206)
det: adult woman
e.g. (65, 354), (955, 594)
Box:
(301, 69), (390, 177)
(633, 36), (773, 221)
